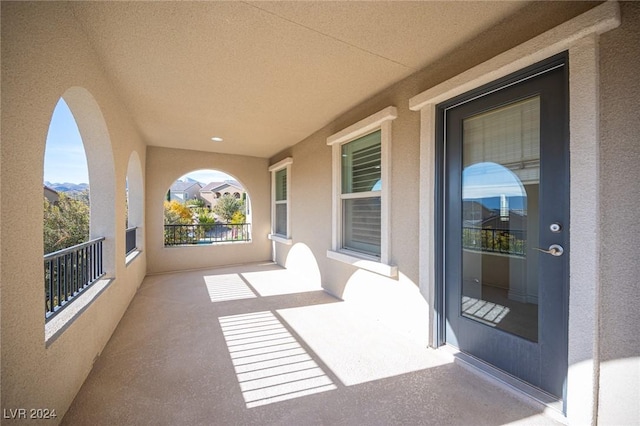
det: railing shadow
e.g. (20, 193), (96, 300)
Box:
(61, 262), (555, 425)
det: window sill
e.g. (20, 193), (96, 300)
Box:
(326, 250), (397, 278)
(268, 234), (293, 245)
(45, 277), (114, 347)
(125, 249), (141, 266)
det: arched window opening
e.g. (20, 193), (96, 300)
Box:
(126, 151), (144, 257)
(43, 88), (115, 324)
(125, 177), (134, 254)
(164, 169), (251, 246)
(43, 98), (90, 255)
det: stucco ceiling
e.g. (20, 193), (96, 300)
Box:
(69, 1), (537, 158)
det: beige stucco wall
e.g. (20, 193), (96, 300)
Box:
(269, 1), (599, 349)
(1, 3), (147, 423)
(270, 82), (431, 345)
(598, 2), (640, 424)
(270, 1), (638, 423)
(145, 147), (271, 274)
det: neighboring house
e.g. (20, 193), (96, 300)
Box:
(168, 181), (203, 204)
(43, 185), (59, 204)
(200, 181), (246, 209)
(198, 181), (224, 209)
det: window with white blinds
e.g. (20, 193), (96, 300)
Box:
(341, 130), (382, 255)
(275, 168), (287, 236)
(463, 96), (540, 185)
(269, 157), (293, 242)
(327, 106), (396, 274)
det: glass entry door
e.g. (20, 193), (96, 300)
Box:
(441, 56), (569, 398)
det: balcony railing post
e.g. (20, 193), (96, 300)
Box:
(55, 257), (60, 312)
(66, 252), (71, 301)
(61, 255), (66, 303)
(93, 242), (97, 280)
(74, 249), (79, 295)
(82, 246), (87, 287)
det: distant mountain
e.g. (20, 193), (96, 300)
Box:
(176, 178), (241, 188)
(45, 181), (89, 193)
(466, 195), (526, 211)
(183, 177), (201, 184)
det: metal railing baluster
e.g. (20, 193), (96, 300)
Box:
(462, 227), (526, 256)
(163, 223), (252, 246)
(44, 237), (106, 321)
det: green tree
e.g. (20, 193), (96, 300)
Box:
(213, 194), (244, 223)
(186, 198), (205, 208)
(198, 211), (216, 232)
(43, 192), (90, 254)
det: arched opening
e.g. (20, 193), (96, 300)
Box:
(43, 98), (90, 255)
(42, 88), (115, 320)
(126, 151), (144, 256)
(163, 169), (252, 246)
(461, 161), (534, 331)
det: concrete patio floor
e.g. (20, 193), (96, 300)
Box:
(62, 262), (563, 425)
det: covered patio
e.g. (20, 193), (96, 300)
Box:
(3, 2), (639, 424)
(62, 263), (560, 425)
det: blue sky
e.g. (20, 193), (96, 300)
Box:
(44, 99), (89, 184)
(463, 162), (527, 210)
(463, 162), (526, 199)
(179, 169), (235, 185)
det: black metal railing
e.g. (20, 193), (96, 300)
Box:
(44, 237), (105, 321)
(462, 227), (526, 256)
(164, 223), (251, 246)
(126, 227), (137, 255)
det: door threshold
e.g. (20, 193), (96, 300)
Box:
(438, 345), (567, 424)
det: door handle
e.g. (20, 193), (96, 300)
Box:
(534, 244), (564, 257)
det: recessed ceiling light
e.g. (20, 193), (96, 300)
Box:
(211, 137), (223, 142)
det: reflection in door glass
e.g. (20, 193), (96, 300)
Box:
(461, 96), (540, 342)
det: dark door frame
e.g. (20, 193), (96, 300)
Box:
(433, 52), (570, 401)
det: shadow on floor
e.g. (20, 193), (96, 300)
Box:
(62, 262), (559, 425)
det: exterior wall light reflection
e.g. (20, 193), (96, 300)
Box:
(211, 137), (223, 142)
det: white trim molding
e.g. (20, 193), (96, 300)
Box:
(268, 157), (293, 243)
(268, 156), (293, 172)
(326, 106), (397, 275)
(327, 106), (398, 146)
(409, 2), (620, 424)
(268, 234), (292, 245)
(409, 1), (620, 112)
(326, 249), (398, 278)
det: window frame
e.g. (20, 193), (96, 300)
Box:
(268, 157), (293, 245)
(340, 130), (383, 256)
(326, 106), (397, 277)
